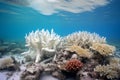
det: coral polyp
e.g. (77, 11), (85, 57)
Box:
(65, 59), (83, 72)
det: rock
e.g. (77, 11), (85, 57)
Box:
(24, 55), (33, 62)
(76, 71), (94, 80)
(11, 48), (24, 53)
(44, 63), (58, 74)
(6, 72), (14, 79)
(52, 71), (66, 80)
(0, 52), (2, 57)
(41, 48), (56, 60)
(80, 76), (94, 80)
(0, 57), (20, 71)
(40, 74), (59, 80)
(71, 54), (78, 59)
(20, 63), (43, 80)
(9, 42), (18, 49)
(0, 46), (9, 53)
(3, 42), (9, 45)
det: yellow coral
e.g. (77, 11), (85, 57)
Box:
(109, 57), (120, 65)
(91, 43), (116, 56)
(94, 64), (120, 79)
(66, 45), (92, 58)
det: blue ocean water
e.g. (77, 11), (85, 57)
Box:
(0, 0), (120, 44)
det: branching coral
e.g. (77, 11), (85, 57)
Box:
(66, 45), (92, 58)
(65, 59), (83, 72)
(94, 63), (120, 79)
(22, 29), (61, 63)
(63, 31), (106, 48)
(91, 43), (116, 56)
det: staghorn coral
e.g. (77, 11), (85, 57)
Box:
(94, 63), (120, 79)
(22, 29), (61, 63)
(91, 43), (116, 56)
(66, 45), (92, 58)
(65, 59), (83, 72)
(63, 31), (106, 48)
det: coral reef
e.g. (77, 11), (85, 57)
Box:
(109, 57), (120, 64)
(66, 45), (92, 58)
(22, 29), (61, 63)
(94, 63), (120, 79)
(64, 59), (83, 72)
(91, 43), (116, 56)
(18, 29), (119, 80)
(63, 31), (106, 48)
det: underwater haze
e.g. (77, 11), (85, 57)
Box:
(0, 0), (120, 43)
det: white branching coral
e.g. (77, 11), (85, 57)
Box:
(22, 29), (61, 63)
(91, 43), (116, 56)
(63, 31), (106, 47)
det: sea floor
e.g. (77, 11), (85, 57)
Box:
(0, 40), (75, 80)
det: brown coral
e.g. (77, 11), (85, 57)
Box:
(91, 43), (116, 56)
(65, 59), (83, 72)
(66, 45), (92, 58)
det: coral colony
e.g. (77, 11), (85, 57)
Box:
(0, 29), (119, 80)
(22, 29), (61, 63)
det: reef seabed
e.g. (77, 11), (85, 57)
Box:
(0, 29), (120, 80)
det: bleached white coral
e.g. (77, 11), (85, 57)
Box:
(22, 29), (61, 63)
(63, 31), (106, 47)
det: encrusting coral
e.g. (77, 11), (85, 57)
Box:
(65, 59), (83, 72)
(66, 45), (92, 58)
(63, 31), (106, 48)
(91, 43), (116, 56)
(22, 29), (61, 63)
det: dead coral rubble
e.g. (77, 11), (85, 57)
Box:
(20, 63), (43, 80)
